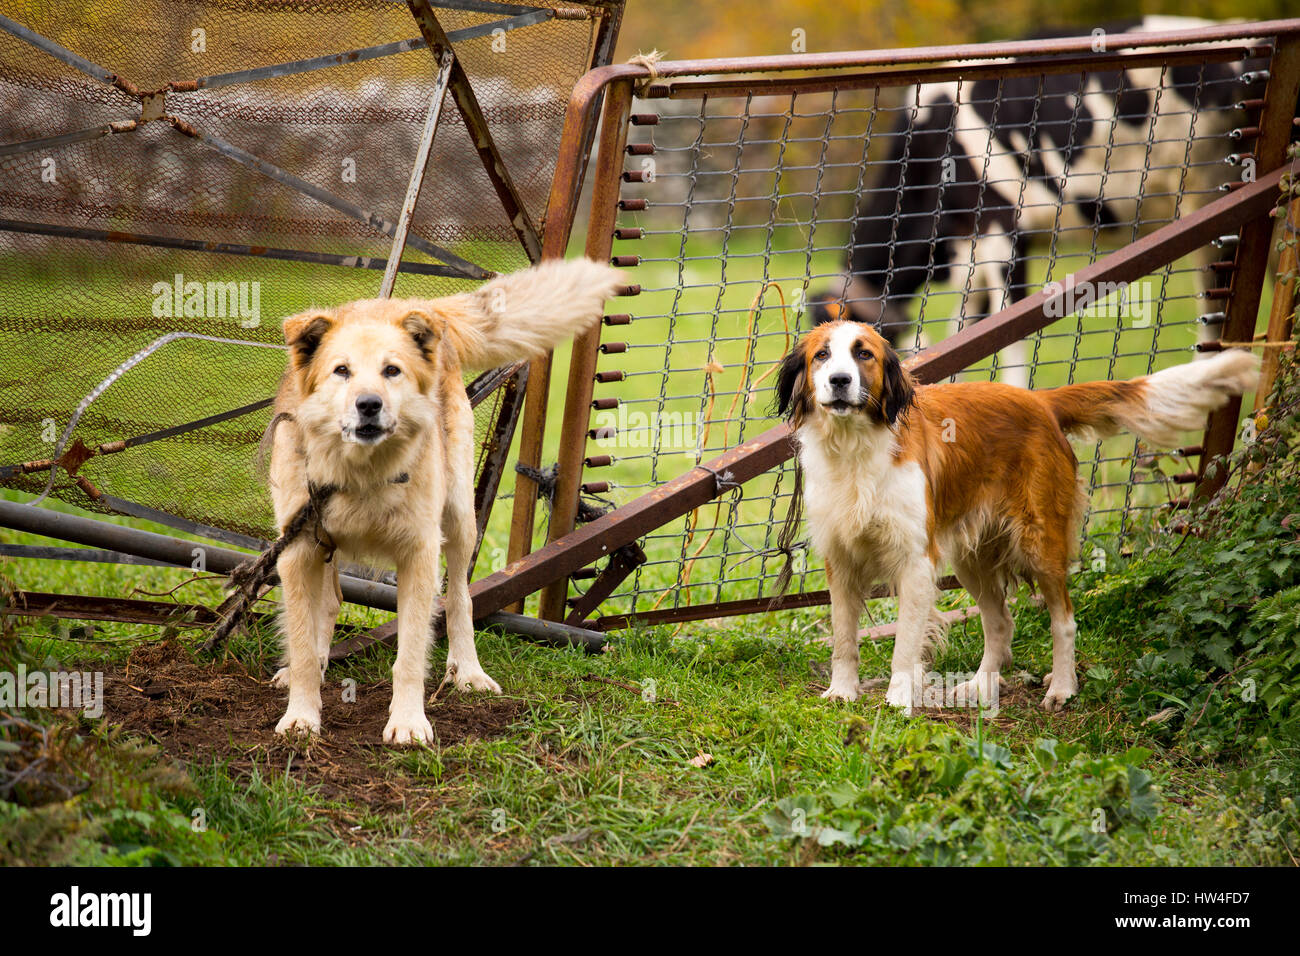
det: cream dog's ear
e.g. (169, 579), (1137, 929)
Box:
(282, 312), (334, 369)
(399, 308), (445, 362)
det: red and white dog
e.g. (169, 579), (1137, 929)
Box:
(775, 319), (1258, 712)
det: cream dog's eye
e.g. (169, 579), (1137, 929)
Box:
(383, 365), (401, 378)
(334, 364), (350, 378)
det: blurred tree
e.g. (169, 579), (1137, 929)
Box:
(615, 0), (1296, 60)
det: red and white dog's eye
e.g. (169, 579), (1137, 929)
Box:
(857, 349), (873, 361)
(815, 348), (829, 361)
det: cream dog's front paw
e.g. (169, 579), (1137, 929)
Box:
(884, 672), (917, 713)
(449, 665), (501, 695)
(275, 706), (321, 737)
(820, 680), (860, 702)
(383, 710), (434, 746)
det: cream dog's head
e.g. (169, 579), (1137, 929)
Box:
(282, 300), (447, 474)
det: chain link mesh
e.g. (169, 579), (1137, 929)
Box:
(575, 36), (1279, 622)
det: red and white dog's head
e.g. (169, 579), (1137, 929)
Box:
(775, 320), (915, 430)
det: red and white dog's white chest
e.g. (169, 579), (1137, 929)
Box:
(798, 421), (930, 581)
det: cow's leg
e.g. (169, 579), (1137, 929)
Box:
(978, 225), (1029, 388)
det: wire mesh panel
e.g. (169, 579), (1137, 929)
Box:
(558, 25), (1293, 626)
(0, 0), (614, 542)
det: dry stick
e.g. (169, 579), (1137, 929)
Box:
(428, 664), (457, 703)
(579, 673), (679, 705)
(202, 484), (338, 654)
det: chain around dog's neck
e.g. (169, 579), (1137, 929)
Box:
(305, 470), (410, 563)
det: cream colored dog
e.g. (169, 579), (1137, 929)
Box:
(267, 258), (624, 744)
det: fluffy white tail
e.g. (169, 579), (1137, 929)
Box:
(441, 258), (626, 370)
(1122, 350), (1261, 447)
(1042, 349), (1260, 447)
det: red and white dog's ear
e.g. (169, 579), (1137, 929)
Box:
(774, 339), (812, 428)
(878, 348), (916, 427)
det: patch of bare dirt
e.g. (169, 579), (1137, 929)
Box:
(102, 641), (525, 809)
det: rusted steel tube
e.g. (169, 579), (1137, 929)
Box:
(1198, 33), (1300, 498)
(536, 77), (635, 622)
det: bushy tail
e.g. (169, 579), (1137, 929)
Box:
(1040, 350), (1260, 447)
(440, 258), (625, 370)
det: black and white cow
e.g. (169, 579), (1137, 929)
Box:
(809, 16), (1284, 386)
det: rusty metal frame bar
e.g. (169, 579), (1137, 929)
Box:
(0, 396), (274, 482)
(504, 0), (626, 611)
(1197, 33), (1300, 497)
(0, 121), (139, 159)
(405, 0), (544, 264)
(380, 45), (457, 297)
(572, 19), (1300, 88)
(1, 591), (219, 627)
(469, 167), (1287, 622)
(89, 492), (268, 552)
(191, 9), (553, 91)
(564, 541), (645, 626)
(639, 43), (1270, 99)
(170, 120), (490, 279)
(535, 76), (635, 621)
(0, 12), (115, 82)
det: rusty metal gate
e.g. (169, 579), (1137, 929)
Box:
(476, 18), (1300, 632)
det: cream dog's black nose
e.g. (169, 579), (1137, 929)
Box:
(356, 393), (383, 417)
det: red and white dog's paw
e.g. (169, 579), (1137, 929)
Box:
(1040, 672), (1077, 712)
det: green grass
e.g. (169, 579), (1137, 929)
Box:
(2, 585), (1295, 866)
